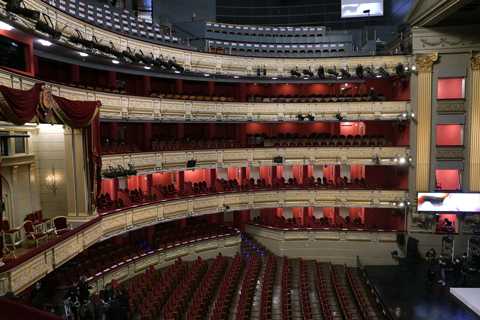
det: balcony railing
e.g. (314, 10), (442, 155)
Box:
(20, 0), (411, 76)
(0, 68), (411, 122)
(101, 146), (410, 173)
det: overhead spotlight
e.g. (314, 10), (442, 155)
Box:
(335, 113), (344, 121)
(174, 70), (181, 74)
(398, 157), (407, 165)
(144, 65), (151, 70)
(204, 73), (210, 77)
(0, 21), (14, 31)
(297, 114), (305, 121)
(355, 65), (364, 78)
(78, 51), (88, 57)
(233, 75), (240, 79)
(37, 39), (52, 47)
(111, 59), (120, 64)
(317, 66), (325, 79)
(411, 65), (417, 71)
(307, 114), (315, 121)
(395, 63), (405, 76)
(271, 77), (278, 80)
(398, 201), (405, 208)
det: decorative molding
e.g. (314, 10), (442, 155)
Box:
(415, 53), (438, 72)
(20, 0), (410, 76)
(436, 100), (465, 113)
(472, 54), (480, 71)
(436, 147), (464, 160)
(0, 68), (411, 122)
(101, 147), (411, 173)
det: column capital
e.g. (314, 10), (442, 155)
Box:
(472, 54), (480, 71)
(415, 53), (438, 73)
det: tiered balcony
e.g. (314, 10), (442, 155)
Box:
(0, 68), (411, 121)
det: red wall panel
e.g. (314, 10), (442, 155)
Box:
(437, 78), (465, 100)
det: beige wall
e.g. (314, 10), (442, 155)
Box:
(31, 124), (68, 218)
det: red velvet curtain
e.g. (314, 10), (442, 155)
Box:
(0, 83), (42, 125)
(52, 96), (100, 128)
(0, 84), (102, 211)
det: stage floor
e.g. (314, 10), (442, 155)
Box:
(365, 262), (480, 320)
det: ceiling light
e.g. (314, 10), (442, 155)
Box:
(0, 21), (13, 31)
(112, 59), (120, 64)
(78, 52), (89, 57)
(37, 39), (52, 47)
(144, 65), (151, 70)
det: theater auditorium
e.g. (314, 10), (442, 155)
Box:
(0, 0), (479, 319)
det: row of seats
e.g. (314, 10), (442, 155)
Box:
(150, 93), (236, 102)
(1, 214), (70, 258)
(96, 175), (381, 213)
(45, 0), (180, 45)
(100, 133), (390, 154)
(52, 223), (237, 285)
(248, 93), (386, 103)
(48, 234), (386, 320)
(331, 264), (362, 320)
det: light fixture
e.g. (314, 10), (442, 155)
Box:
(174, 70), (181, 74)
(233, 75), (240, 79)
(144, 65), (151, 70)
(271, 77), (278, 80)
(411, 65), (417, 71)
(78, 52), (89, 57)
(45, 166), (58, 194)
(398, 157), (407, 165)
(204, 73), (210, 77)
(37, 39), (52, 47)
(0, 21), (14, 31)
(112, 59), (120, 64)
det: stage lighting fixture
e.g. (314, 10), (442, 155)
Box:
(37, 39), (52, 47)
(339, 68), (351, 79)
(335, 113), (344, 121)
(297, 114), (305, 121)
(376, 67), (389, 78)
(364, 67), (375, 78)
(355, 65), (364, 78)
(78, 51), (89, 57)
(395, 63), (406, 76)
(307, 114), (315, 121)
(302, 68), (314, 77)
(317, 66), (325, 79)
(327, 67), (338, 78)
(290, 68), (301, 78)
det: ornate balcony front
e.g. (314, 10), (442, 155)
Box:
(101, 147), (411, 173)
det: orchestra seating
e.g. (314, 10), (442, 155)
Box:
(77, 236), (388, 320)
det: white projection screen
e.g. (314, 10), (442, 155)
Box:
(417, 193), (480, 213)
(341, 0), (384, 18)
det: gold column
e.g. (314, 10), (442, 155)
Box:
(415, 53), (438, 192)
(469, 54), (480, 191)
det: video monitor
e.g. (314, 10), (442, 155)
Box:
(417, 192), (480, 213)
(341, 0), (384, 18)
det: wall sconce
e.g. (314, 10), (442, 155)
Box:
(46, 166), (58, 194)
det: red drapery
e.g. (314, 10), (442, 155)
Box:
(0, 83), (102, 209)
(0, 83), (43, 125)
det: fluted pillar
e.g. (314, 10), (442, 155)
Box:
(468, 54), (480, 191)
(415, 53), (438, 192)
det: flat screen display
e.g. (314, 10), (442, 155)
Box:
(417, 192), (480, 213)
(341, 0), (384, 18)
